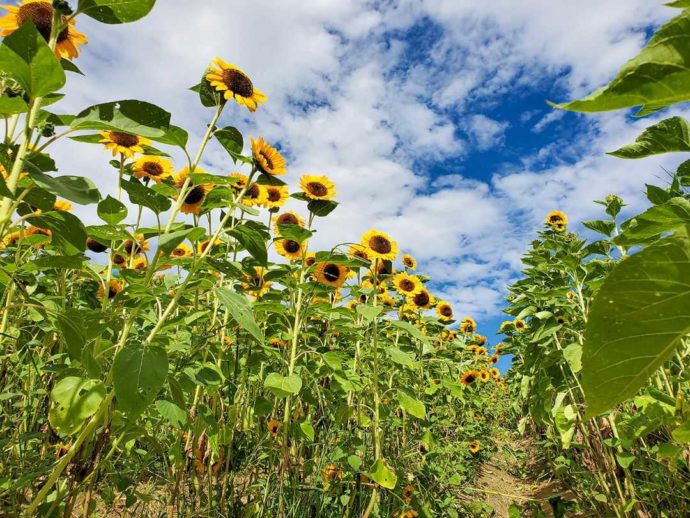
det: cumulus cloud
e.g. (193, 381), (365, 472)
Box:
(43, 0), (679, 328)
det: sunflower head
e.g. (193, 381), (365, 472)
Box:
(391, 271), (422, 296)
(123, 234), (149, 255)
(479, 370), (490, 382)
(460, 317), (476, 335)
(314, 262), (349, 288)
(468, 440), (481, 453)
(251, 137), (286, 176)
(181, 184), (211, 214)
(489, 367), (500, 380)
(0, 1), (88, 59)
(242, 182), (267, 207)
(402, 485), (415, 503)
(436, 301), (454, 322)
(267, 419), (281, 437)
(197, 239), (221, 255)
(546, 210), (568, 232)
(206, 58), (267, 111)
(274, 211), (304, 236)
(275, 238), (304, 261)
(241, 267), (271, 298)
(304, 252), (317, 267)
(171, 243), (192, 258)
(407, 288), (434, 310)
(269, 337), (289, 348)
(322, 463), (342, 483)
(263, 184), (289, 208)
(53, 200), (73, 211)
(361, 229), (398, 261)
(489, 353), (499, 365)
(0, 230), (23, 249)
(460, 370), (478, 386)
(347, 244), (370, 263)
(229, 172), (249, 191)
(402, 253), (417, 270)
(299, 175), (336, 201)
(98, 279), (123, 300)
(99, 131), (149, 158)
(130, 256), (148, 271)
(514, 318), (526, 332)
(133, 156), (174, 183)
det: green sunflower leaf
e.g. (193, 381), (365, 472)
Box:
(367, 459), (397, 490)
(71, 100), (171, 138)
(215, 126), (244, 163)
(215, 287), (264, 344)
(113, 343), (168, 416)
(26, 211), (87, 255)
(609, 117), (690, 158)
(0, 96), (29, 117)
(263, 373), (302, 399)
(26, 169), (101, 205)
(120, 178), (171, 214)
(397, 390), (426, 419)
(78, 0), (157, 24)
(48, 377), (105, 435)
(0, 21), (66, 98)
(98, 195), (128, 225)
(582, 227), (690, 418)
(551, 10), (690, 114)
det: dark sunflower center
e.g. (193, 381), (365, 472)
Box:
(259, 151), (274, 170)
(18, 3), (53, 41)
(222, 68), (253, 97)
(369, 235), (391, 254)
(549, 215), (563, 223)
(278, 214), (298, 226)
(86, 238), (107, 253)
(413, 291), (429, 306)
(284, 240), (300, 254)
(305, 257), (316, 267)
(399, 279), (415, 292)
(404, 258), (413, 267)
(113, 253), (126, 265)
(247, 183), (260, 199)
(172, 248), (185, 257)
(466, 375), (476, 383)
(143, 161), (163, 176)
(109, 131), (139, 148)
(324, 264), (341, 282)
(185, 186), (206, 204)
(353, 250), (367, 259)
(267, 188), (281, 202)
(124, 240), (142, 254)
(440, 305), (453, 317)
(108, 286), (117, 298)
(307, 182), (327, 197)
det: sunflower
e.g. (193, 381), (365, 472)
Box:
(269, 337), (289, 348)
(51, 200), (73, 212)
(133, 156), (174, 183)
(402, 485), (415, 503)
(0, 1), (87, 59)
(130, 256), (147, 271)
(391, 271), (422, 296)
(242, 182), (267, 207)
(360, 229), (398, 262)
(197, 239), (221, 255)
(346, 300), (359, 311)
(514, 318), (526, 332)
(475, 335), (487, 346)
(241, 267), (271, 298)
(99, 131), (149, 158)
(460, 317), (476, 335)
(274, 211), (304, 235)
(556, 315), (567, 325)
(479, 370), (490, 383)
(275, 238), (304, 261)
(380, 292), (396, 308)
(228, 172), (249, 192)
(407, 289), (434, 310)
(436, 301), (454, 322)
(488, 353), (499, 365)
(181, 184), (211, 214)
(489, 367), (500, 380)
(263, 184), (289, 208)
(402, 253), (417, 270)
(112, 253), (127, 269)
(322, 463), (342, 483)
(251, 137), (286, 176)
(546, 210), (568, 232)
(304, 252), (316, 267)
(267, 419), (281, 437)
(97, 279), (123, 300)
(123, 234), (149, 255)
(0, 230), (23, 249)
(495, 342), (505, 353)
(498, 320), (513, 333)
(347, 244), (370, 262)
(313, 262), (349, 288)
(26, 225), (51, 247)
(206, 58), (267, 112)
(475, 346), (487, 357)
(171, 243), (192, 258)
(460, 370), (478, 386)
(299, 175), (336, 201)
(468, 440), (481, 454)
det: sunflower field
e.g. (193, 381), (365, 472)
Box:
(1, 1), (690, 517)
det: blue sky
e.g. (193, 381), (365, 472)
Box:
(43, 1), (690, 371)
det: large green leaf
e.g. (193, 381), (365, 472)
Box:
(97, 195), (127, 224)
(27, 169), (101, 205)
(78, 0), (157, 24)
(70, 100), (171, 138)
(552, 10), (690, 114)
(113, 344), (168, 415)
(26, 211), (87, 255)
(215, 287), (263, 343)
(582, 227), (690, 418)
(215, 126), (243, 162)
(615, 197), (690, 245)
(609, 117), (690, 158)
(157, 227), (204, 255)
(229, 224), (268, 266)
(264, 373), (302, 398)
(397, 390), (426, 419)
(0, 22), (65, 98)
(367, 459), (397, 489)
(0, 96), (29, 116)
(48, 377), (106, 435)
(121, 179), (171, 213)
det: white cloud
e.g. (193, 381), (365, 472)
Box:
(39, 0), (679, 329)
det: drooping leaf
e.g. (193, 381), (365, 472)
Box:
(71, 100), (171, 138)
(215, 126), (243, 162)
(552, 10), (690, 115)
(615, 197), (690, 246)
(26, 211), (87, 255)
(78, 0), (157, 24)
(27, 169), (101, 205)
(48, 377), (105, 435)
(384, 347), (417, 369)
(264, 373), (302, 398)
(0, 96), (29, 116)
(121, 179), (171, 213)
(113, 344), (168, 415)
(0, 22), (66, 98)
(397, 390), (426, 419)
(582, 228), (690, 418)
(229, 224), (268, 266)
(609, 117), (690, 158)
(215, 287), (263, 343)
(367, 459), (397, 489)
(97, 195), (128, 225)
(157, 227), (204, 255)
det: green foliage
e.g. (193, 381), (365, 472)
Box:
(609, 116), (690, 158)
(112, 344), (168, 415)
(78, 0), (157, 24)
